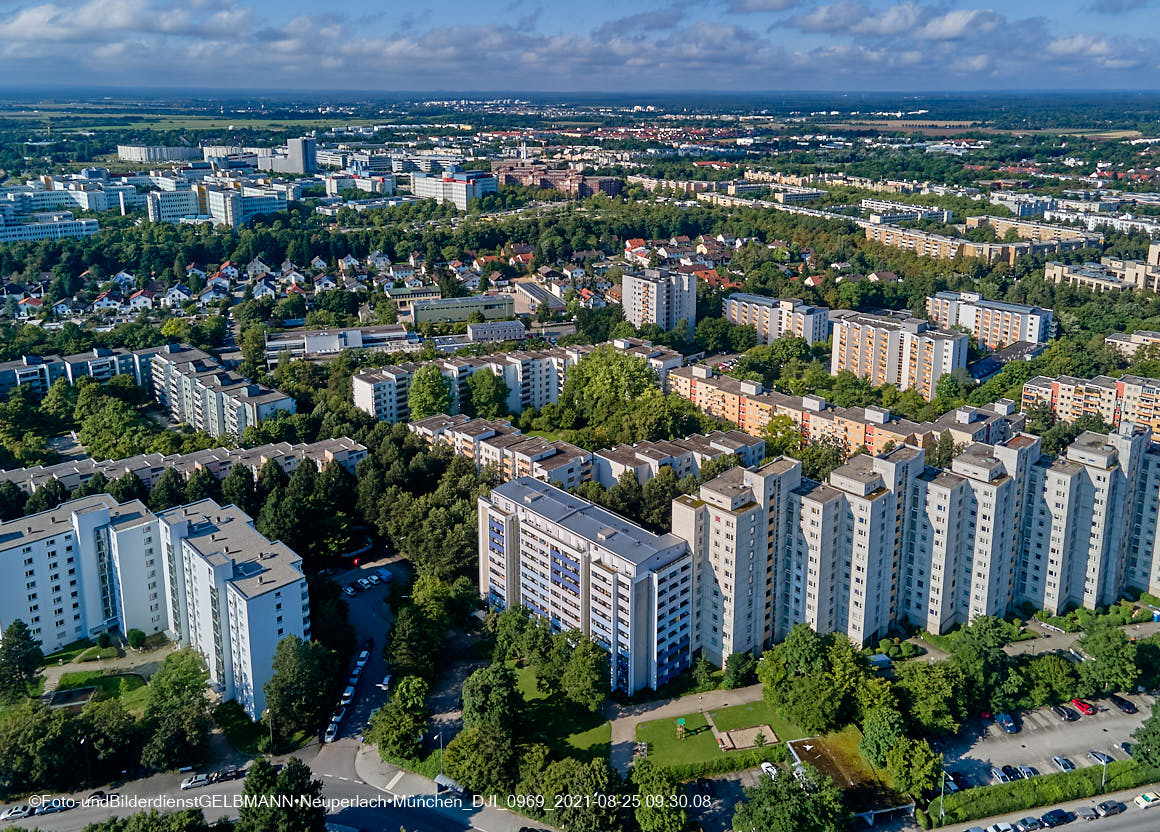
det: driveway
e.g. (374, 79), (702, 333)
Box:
(938, 692), (1155, 788)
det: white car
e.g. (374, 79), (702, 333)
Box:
(985, 824), (1013, 832)
(760, 762), (778, 781)
(356, 650), (370, 668)
(366, 574), (381, 585)
(340, 685), (355, 705)
(377, 674), (392, 691)
(324, 722), (340, 743)
(180, 774), (210, 790)
(342, 585), (357, 597)
(357, 578), (372, 591)
(0, 806), (31, 821)
(1135, 791), (1160, 808)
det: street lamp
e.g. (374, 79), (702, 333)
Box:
(80, 736), (92, 788)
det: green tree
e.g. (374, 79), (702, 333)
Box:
(222, 464), (258, 516)
(461, 663), (521, 733)
(465, 370), (510, 419)
(731, 765), (844, 832)
(762, 414), (802, 458)
(640, 466), (682, 530)
(0, 480), (27, 520)
(1132, 704), (1160, 769)
(24, 479), (68, 514)
(367, 675), (428, 759)
(859, 706), (904, 767)
(443, 722), (518, 795)
(127, 629), (147, 650)
(0, 619), (43, 700)
(895, 661), (969, 736)
(235, 757), (326, 832)
(561, 636), (611, 712)
(1079, 625), (1139, 696)
(264, 636), (334, 743)
(692, 654), (715, 689)
(723, 651), (758, 689)
(885, 738), (942, 799)
(184, 468), (222, 503)
(107, 472), (148, 504)
(630, 758), (686, 832)
(140, 650), (211, 771)
(149, 467), (187, 511)
(407, 364), (452, 420)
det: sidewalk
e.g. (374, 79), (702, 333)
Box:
(604, 683), (765, 773)
(39, 645), (170, 701)
(1004, 618), (1160, 659)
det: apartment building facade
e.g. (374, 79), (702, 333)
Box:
(830, 310), (968, 401)
(926, 291), (1054, 350)
(1022, 373), (1160, 436)
(622, 269), (697, 336)
(722, 293), (830, 346)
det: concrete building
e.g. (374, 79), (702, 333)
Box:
(1105, 330), (1160, 358)
(263, 326), (418, 367)
(478, 477), (694, 692)
(407, 294), (514, 324)
(410, 171), (498, 210)
(149, 344), (295, 436)
(926, 291), (1054, 350)
(1046, 245), (1160, 294)
(116, 145), (202, 163)
(861, 198), (953, 224)
(156, 499), (310, 718)
(593, 432), (765, 488)
(0, 211), (98, 243)
(467, 321), (527, 343)
(1022, 373), (1160, 437)
(0, 493), (307, 719)
(722, 294), (829, 346)
(830, 310), (968, 401)
(146, 190), (201, 223)
(0, 348), (152, 400)
(622, 269), (697, 336)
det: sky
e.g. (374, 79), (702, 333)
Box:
(0, 0), (1158, 92)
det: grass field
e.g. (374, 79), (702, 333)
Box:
(0, 677), (45, 723)
(637, 711), (718, 765)
(514, 664), (611, 762)
(214, 701), (266, 754)
(708, 700), (805, 742)
(790, 726), (904, 813)
(77, 645), (120, 662)
(40, 638), (94, 666)
(57, 671), (150, 713)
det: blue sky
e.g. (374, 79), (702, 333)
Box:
(0, 0), (1157, 91)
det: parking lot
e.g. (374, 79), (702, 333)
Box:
(939, 692), (1155, 787)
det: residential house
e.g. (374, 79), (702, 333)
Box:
(246, 258), (271, 280)
(17, 297), (43, 318)
(185, 264), (207, 282)
(92, 290), (123, 311)
(217, 261), (239, 281)
(128, 289), (155, 310)
(198, 286), (229, 307)
(252, 279), (279, 300)
(162, 284), (193, 309)
(339, 254), (361, 274)
(310, 256), (328, 271)
(315, 275), (338, 292)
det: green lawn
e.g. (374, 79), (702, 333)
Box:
(0, 677), (45, 723)
(214, 701), (266, 754)
(57, 671), (149, 712)
(637, 711), (719, 766)
(77, 646), (120, 662)
(39, 638), (93, 666)
(513, 664), (611, 762)
(708, 700), (805, 742)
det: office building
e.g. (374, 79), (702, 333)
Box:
(0, 211), (99, 243)
(926, 291), (1054, 350)
(830, 310), (968, 401)
(263, 325), (419, 367)
(722, 294), (829, 346)
(467, 321), (527, 343)
(0, 493), (307, 719)
(623, 269), (697, 336)
(146, 190), (201, 223)
(117, 145), (202, 163)
(478, 478), (693, 692)
(411, 171), (498, 210)
(205, 186), (288, 228)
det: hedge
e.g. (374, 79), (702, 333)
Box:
(926, 760), (1160, 827)
(659, 744), (788, 781)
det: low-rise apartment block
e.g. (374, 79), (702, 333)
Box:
(1046, 245), (1160, 294)
(593, 432), (765, 488)
(926, 291), (1054, 350)
(964, 215), (1103, 246)
(865, 224), (1091, 265)
(722, 293), (830, 345)
(861, 198), (953, 224)
(1105, 330), (1160, 358)
(0, 438), (366, 495)
(830, 310), (968, 401)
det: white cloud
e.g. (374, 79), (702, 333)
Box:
(913, 9), (999, 40)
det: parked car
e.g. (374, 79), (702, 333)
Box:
(1051, 704), (1079, 722)
(1117, 741), (1133, 757)
(1039, 809), (1071, 827)
(340, 685), (355, 705)
(760, 762), (778, 781)
(1001, 765), (1023, 781)
(1134, 791), (1160, 808)
(378, 674), (392, 691)
(212, 767), (244, 782)
(324, 723), (340, 743)
(985, 824), (1014, 832)
(180, 774), (210, 790)
(0, 806), (31, 821)
(1096, 800), (1125, 817)
(357, 578), (372, 591)
(366, 574), (381, 585)
(1107, 693), (1137, 714)
(376, 568), (393, 583)
(1074, 806), (1098, 822)
(348, 672), (360, 687)
(991, 767), (1012, 784)
(82, 792), (109, 805)
(1018, 765), (1039, 779)
(1087, 750), (1113, 765)
(33, 800), (70, 816)
(994, 712), (1018, 734)
(356, 650), (370, 668)
(1014, 819), (1042, 832)
(943, 772), (959, 793)
(1051, 755), (1076, 772)
(1070, 698), (1096, 715)
(332, 706), (346, 724)
(342, 585), (357, 597)
(949, 771), (970, 791)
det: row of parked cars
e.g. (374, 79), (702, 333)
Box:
(325, 639), (376, 743)
(0, 793), (114, 822)
(969, 791), (1158, 831)
(179, 767), (245, 790)
(994, 694), (1139, 735)
(341, 568), (392, 598)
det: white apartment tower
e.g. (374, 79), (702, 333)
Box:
(622, 269), (697, 336)
(722, 294), (830, 346)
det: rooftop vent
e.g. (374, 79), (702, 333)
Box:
(597, 528), (617, 542)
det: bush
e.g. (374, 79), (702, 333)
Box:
(926, 760), (1160, 826)
(915, 807), (930, 830)
(127, 629), (147, 650)
(96, 632), (112, 649)
(657, 744), (787, 781)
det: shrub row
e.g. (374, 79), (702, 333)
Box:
(658, 744), (788, 781)
(926, 760), (1160, 827)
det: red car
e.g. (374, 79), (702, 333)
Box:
(1071, 698), (1096, 715)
